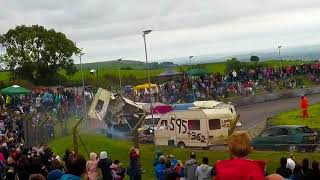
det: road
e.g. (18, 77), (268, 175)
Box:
(237, 94), (320, 132)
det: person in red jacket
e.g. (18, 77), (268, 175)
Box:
(300, 95), (309, 118)
(214, 131), (266, 180)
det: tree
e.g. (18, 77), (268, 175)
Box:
(250, 55), (260, 63)
(0, 25), (80, 84)
(225, 57), (242, 72)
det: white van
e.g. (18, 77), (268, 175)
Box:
(154, 106), (239, 148)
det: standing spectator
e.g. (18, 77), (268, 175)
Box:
(98, 151), (113, 180)
(276, 157), (292, 178)
(62, 149), (71, 167)
(184, 151), (198, 180)
(155, 155), (166, 180)
(302, 158), (311, 176)
(214, 131), (266, 180)
(153, 150), (163, 167)
(60, 154), (86, 180)
(195, 157), (213, 180)
(127, 148), (142, 180)
(110, 160), (126, 180)
(86, 152), (98, 180)
(289, 164), (303, 180)
(305, 160), (320, 179)
(164, 160), (180, 180)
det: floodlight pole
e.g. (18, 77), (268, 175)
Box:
(118, 58), (122, 91)
(79, 51), (87, 125)
(189, 56), (195, 102)
(142, 30), (155, 139)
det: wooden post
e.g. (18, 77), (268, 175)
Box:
(73, 118), (83, 154)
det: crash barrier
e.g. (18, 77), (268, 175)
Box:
(232, 86), (320, 107)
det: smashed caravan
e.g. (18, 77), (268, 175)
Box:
(154, 100), (239, 148)
(88, 88), (145, 137)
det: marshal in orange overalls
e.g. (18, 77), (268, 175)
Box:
(300, 96), (309, 118)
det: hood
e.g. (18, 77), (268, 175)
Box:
(199, 164), (212, 173)
(60, 174), (81, 180)
(186, 159), (196, 165)
(100, 151), (107, 160)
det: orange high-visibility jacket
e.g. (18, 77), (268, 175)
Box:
(300, 97), (309, 109)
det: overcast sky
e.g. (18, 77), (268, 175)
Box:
(1, 0), (320, 63)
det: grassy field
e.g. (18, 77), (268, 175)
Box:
(50, 132), (320, 179)
(267, 104), (320, 129)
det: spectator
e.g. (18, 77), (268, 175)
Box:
(289, 164), (303, 180)
(302, 158), (311, 176)
(168, 154), (178, 168)
(153, 150), (163, 167)
(214, 131), (266, 180)
(276, 157), (292, 178)
(155, 155), (166, 180)
(29, 174), (45, 180)
(265, 174), (285, 180)
(195, 157), (213, 180)
(86, 152), (98, 180)
(184, 151), (197, 180)
(286, 158), (296, 172)
(127, 148), (142, 180)
(110, 160), (126, 180)
(60, 153), (86, 180)
(164, 160), (180, 180)
(47, 169), (64, 180)
(98, 151), (113, 180)
(305, 160), (320, 180)
(62, 149), (71, 167)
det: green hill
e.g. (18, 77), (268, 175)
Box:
(76, 60), (146, 70)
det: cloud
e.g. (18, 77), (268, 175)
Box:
(0, 0), (320, 62)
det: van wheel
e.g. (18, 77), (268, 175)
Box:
(289, 145), (298, 152)
(177, 142), (186, 149)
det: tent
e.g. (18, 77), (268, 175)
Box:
(186, 68), (208, 76)
(1, 85), (31, 96)
(133, 83), (158, 91)
(158, 69), (182, 77)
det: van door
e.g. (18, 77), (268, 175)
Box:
(185, 119), (208, 147)
(154, 119), (171, 146)
(207, 119), (229, 145)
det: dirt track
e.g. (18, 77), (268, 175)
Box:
(237, 94), (320, 132)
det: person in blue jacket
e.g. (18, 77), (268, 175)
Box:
(155, 155), (166, 180)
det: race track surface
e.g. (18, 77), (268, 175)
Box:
(237, 94), (320, 131)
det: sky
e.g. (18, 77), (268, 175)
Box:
(1, 0), (320, 63)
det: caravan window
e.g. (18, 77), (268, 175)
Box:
(96, 100), (104, 112)
(188, 120), (200, 130)
(159, 120), (168, 130)
(209, 119), (221, 130)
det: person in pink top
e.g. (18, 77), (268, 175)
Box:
(86, 152), (99, 180)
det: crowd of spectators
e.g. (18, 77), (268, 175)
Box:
(0, 142), (140, 180)
(126, 62), (320, 104)
(153, 131), (320, 180)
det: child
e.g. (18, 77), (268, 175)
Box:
(214, 131), (266, 180)
(111, 160), (126, 180)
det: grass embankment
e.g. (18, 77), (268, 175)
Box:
(0, 60), (310, 87)
(267, 104), (320, 129)
(50, 133), (320, 179)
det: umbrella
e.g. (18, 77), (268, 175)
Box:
(186, 68), (208, 76)
(158, 69), (182, 77)
(0, 85), (31, 96)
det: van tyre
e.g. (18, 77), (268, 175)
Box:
(177, 142), (186, 149)
(288, 145), (298, 152)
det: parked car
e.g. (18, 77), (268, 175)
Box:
(252, 125), (318, 152)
